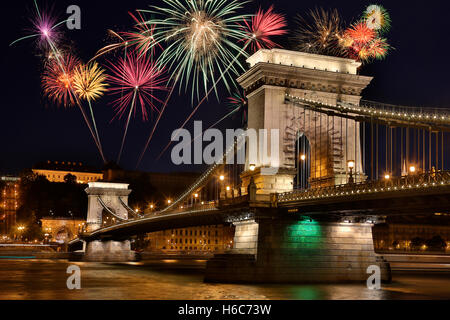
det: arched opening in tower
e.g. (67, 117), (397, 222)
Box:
(294, 132), (311, 189)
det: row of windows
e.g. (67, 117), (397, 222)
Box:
(45, 174), (98, 181)
(169, 238), (218, 245)
(164, 246), (220, 251)
(167, 228), (220, 236)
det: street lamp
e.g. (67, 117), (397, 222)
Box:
(249, 164), (256, 171)
(167, 199), (172, 204)
(384, 174), (390, 180)
(300, 154), (306, 161)
(409, 165), (416, 174)
(219, 175), (225, 181)
(347, 160), (355, 184)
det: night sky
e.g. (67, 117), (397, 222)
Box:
(2, 0), (450, 175)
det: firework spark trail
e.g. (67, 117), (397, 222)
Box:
(49, 42), (107, 162)
(135, 82), (177, 168)
(117, 89), (138, 163)
(189, 106), (242, 146)
(73, 61), (108, 160)
(107, 52), (169, 163)
(154, 43), (250, 161)
(91, 12), (162, 62)
(43, 35), (107, 162)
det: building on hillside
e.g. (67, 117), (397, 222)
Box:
(40, 216), (86, 243)
(103, 168), (200, 208)
(0, 176), (20, 235)
(145, 225), (234, 254)
(32, 160), (103, 183)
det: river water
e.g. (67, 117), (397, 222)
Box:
(0, 259), (449, 300)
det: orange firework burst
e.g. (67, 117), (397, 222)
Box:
(345, 22), (376, 44)
(42, 53), (80, 107)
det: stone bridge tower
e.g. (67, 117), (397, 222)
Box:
(83, 182), (135, 262)
(238, 49), (372, 194)
(85, 182), (131, 232)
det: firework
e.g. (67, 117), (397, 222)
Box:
(42, 53), (80, 107)
(92, 11), (162, 61)
(91, 30), (128, 61)
(108, 53), (168, 121)
(11, 1), (107, 163)
(239, 6), (287, 53)
(139, 0), (250, 102)
(227, 90), (247, 127)
(292, 8), (346, 56)
(107, 52), (169, 162)
(345, 22), (376, 44)
(366, 38), (390, 60)
(122, 11), (163, 57)
(73, 61), (108, 158)
(73, 62), (108, 102)
(135, 0), (251, 167)
(10, 1), (64, 51)
(364, 5), (391, 34)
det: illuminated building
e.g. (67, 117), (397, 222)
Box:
(145, 225), (234, 254)
(40, 217), (86, 243)
(32, 160), (103, 183)
(0, 176), (20, 234)
(373, 215), (450, 252)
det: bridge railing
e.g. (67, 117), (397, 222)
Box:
(145, 201), (218, 216)
(285, 94), (450, 128)
(277, 171), (450, 203)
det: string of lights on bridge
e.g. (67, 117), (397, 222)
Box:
(278, 171), (450, 203)
(285, 94), (450, 127)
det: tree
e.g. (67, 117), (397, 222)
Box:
(64, 173), (77, 184)
(426, 235), (447, 252)
(17, 173), (87, 221)
(411, 237), (426, 250)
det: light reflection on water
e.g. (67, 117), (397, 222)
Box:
(0, 259), (448, 300)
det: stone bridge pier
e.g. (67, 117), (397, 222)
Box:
(205, 215), (391, 283)
(82, 182), (136, 262)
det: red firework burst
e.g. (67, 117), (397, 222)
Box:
(240, 6), (287, 53)
(107, 52), (169, 121)
(345, 22), (376, 44)
(42, 53), (80, 107)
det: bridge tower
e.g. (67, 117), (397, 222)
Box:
(238, 49), (372, 193)
(85, 182), (131, 231)
(83, 182), (135, 262)
(206, 49), (391, 283)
